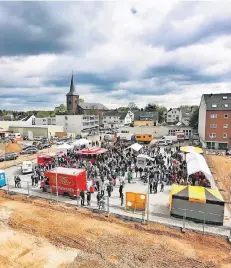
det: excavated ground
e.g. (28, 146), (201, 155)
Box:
(0, 191), (230, 268)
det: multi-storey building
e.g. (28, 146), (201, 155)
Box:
(166, 108), (180, 124)
(35, 117), (56, 125)
(198, 93), (231, 149)
(179, 106), (197, 126)
(56, 114), (99, 134)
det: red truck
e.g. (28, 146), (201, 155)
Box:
(41, 167), (87, 197)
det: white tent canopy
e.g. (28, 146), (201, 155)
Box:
(56, 143), (73, 154)
(73, 138), (89, 148)
(125, 143), (143, 152)
(186, 152), (214, 187)
(136, 154), (154, 168)
(137, 154), (155, 161)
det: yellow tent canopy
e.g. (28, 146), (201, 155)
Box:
(180, 146), (203, 154)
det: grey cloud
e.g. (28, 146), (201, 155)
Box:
(145, 2), (231, 50)
(0, 2), (71, 56)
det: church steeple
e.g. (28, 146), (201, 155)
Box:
(67, 73), (78, 96)
(66, 73), (79, 115)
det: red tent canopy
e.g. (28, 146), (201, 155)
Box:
(76, 147), (107, 155)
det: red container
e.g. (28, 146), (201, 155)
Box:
(44, 167), (87, 197)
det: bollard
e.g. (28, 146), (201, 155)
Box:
(50, 186), (53, 201)
(27, 182), (30, 196)
(107, 195), (109, 216)
(203, 213), (206, 235)
(182, 210), (186, 233)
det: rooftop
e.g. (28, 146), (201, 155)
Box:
(78, 102), (109, 110)
(203, 93), (231, 111)
(134, 111), (159, 121)
(47, 167), (85, 175)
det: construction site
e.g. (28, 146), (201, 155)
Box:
(0, 190), (230, 268)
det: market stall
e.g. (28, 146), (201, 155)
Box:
(169, 184), (224, 225)
(37, 153), (56, 166)
(136, 154), (155, 169)
(73, 138), (89, 148)
(124, 143), (143, 153)
(180, 146), (203, 154)
(56, 143), (73, 155)
(186, 152), (213, 187)
(76, 147), (108, 163)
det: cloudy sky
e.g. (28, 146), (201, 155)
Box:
(1, 1), (231, 111)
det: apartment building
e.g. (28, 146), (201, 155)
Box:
(198, 93), (231, 149)
(35, 117), (56, 125)
(179, 106), (197, 126)
(56, 114), (99, 134)
(166, 108), (180, 124)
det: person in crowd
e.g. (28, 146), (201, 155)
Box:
(80, 190), (85, 206)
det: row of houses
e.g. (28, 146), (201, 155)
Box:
(166, 106), (197, 126)
(102, 110), (159, 128)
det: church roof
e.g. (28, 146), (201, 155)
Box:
(78, 102), (109, 110)
(66, 74), (78, 96)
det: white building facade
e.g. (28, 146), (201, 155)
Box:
(35, 117), (56, 125)
(56, 114), (99, 134)
(166, 108), (180, 124)
(124, 111), (134, 125)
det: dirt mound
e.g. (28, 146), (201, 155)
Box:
(5, 143), (22, 153)
(0, 193), (230, 268)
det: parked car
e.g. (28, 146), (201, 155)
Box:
(0, 155), (5, 162)
(165, 139), (173, 145)
(5, 153), (18, 161)
(38, 143), (51, 150)
(157, 140), (167, 146)
(21, 147), (38, 154)
(26, 148), (38, 154)
(192, 139), (201, 146)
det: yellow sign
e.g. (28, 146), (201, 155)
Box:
(126, 192), (147, 211)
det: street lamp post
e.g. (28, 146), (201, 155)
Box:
(147, 175), (150, 224)
(55, 157), (59, 203)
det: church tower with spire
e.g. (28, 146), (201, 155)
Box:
(66, 73), (79, 115)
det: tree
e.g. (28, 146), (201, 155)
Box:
(37, 111), (52, 118)
(118, 107), (129, 112)
(144, 103), (167, 123)
(144, 103), (157, 112)
(79, 98), (84, 103)
(128, 102), (138, 110)
(189, 107), (199, 129)
(54, 104), (67, 115)
(157, 106), (167, 124)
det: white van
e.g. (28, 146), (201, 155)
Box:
(157, 140), (167, 146)
(8, 133), (21, 139)
(21, 161), (33, 174)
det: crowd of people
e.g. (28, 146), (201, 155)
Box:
(19, 138), (211, 209)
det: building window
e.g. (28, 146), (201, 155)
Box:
(209, 133), (216, 138)
(210, 114), (217, 118)
(223, 124), (228, 128)
(212, 104), (217, 108)
(210, 124), (217, 128)
(223, 133), (227, 138)
(224, 104), (228, 108)
(224, 114), (228, 118)
(223, 96), (227, 99)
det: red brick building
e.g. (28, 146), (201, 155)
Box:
(198, 93), (231, 149)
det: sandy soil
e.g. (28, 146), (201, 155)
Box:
(0, 191), (230, 268)
(206, 155), (231, 205)
(0, 145), (57, 170)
